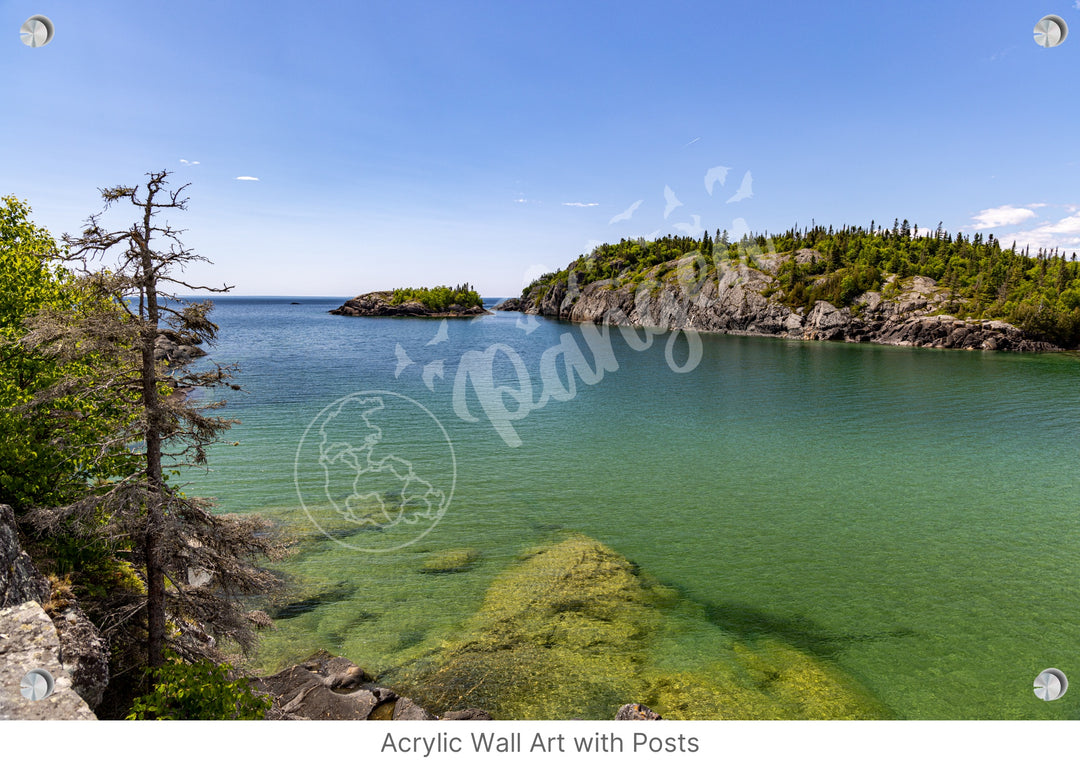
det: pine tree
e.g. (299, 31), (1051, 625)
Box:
(24, 171), (285, 676)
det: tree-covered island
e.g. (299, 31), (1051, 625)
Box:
(330, 284), (488, 317)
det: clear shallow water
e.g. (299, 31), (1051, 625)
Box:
(185, 297), (1080, 719)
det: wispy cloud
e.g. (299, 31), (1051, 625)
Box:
(682, 137), (701, 148)
(1074, 0), (1079, 11)
(179, 159), (200, 166)
(609, 199), (643, 224)
(970, 205), (1036, 229)
(562, 202), (599, 207)
(998, 214), (1080, 253)
(235, 176), (260, 181)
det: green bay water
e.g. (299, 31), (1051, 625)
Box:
(184, 297), (1080, 719)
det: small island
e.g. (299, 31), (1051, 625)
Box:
(329, 284), (490, 317)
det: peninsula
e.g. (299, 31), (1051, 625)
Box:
(330, 284), (489, 318)
(501, 224), (1080, 352)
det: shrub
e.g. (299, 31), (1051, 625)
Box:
(127, 654), (272, 719)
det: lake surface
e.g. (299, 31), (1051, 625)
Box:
(185, 296), (1080, 719)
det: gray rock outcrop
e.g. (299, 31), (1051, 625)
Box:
(0, 601), (97, 720)
(154, 330), (206, 364)
(254, 650), (473, 720)
(0, 504), (110, 712)
(0, 505), (51, 608)
(519, 254), (1060, 352)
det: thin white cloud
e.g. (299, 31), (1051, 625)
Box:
(1025, 203), (1048, 209)
(562, 202), (599, 207)
(610, 199), (643, 224)
(970, 205), (1036, 229)
(235, 176), (260, 181)
(997, 214), (1080, 253)
(179, 159), (200, 166)
(1075, 0), (1079, 10)
(682, 137), (701, 148)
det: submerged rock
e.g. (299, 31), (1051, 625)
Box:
(389, 534), (890, 720)
(419, 548), (481, 574)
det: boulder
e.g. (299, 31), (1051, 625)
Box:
(154, 330), (206, 364)
(0, 505), (109, 711)
(615, 703), (662, 720)
(49, 599), (110, 711)
(0, 505), (51, 608)
(253, 650), (448, 720)
(0, 601), (96, 720)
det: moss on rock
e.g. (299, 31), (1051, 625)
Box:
(389, 534), (889, 720)
(419, 548), (480, 574)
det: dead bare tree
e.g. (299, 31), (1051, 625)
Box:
(25, 171), (286, 676)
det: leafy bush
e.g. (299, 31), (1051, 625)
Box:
(127, 655), (272, 720)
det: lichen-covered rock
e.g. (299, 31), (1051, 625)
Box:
(50, 599), (109, 711)
(0, 601), (96, 720)
(0, 505), (109, 711)
(0, 505), (51, 608)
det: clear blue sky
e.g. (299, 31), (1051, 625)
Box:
(2, 0), (1079, 296)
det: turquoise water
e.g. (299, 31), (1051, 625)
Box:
(185, 297), (1080, 719)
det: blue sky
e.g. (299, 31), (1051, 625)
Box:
(2, 0), (1079, 296)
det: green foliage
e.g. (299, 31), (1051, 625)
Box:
(127, 654), (271, 719)
(390, 283), (482, 310)
(0, 195), (139, 510)
(771, 223), (1080, 345)
(521, 220), (1080, 347)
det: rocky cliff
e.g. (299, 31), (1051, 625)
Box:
(513, 250), (1060, 352)
(0, 504), (110, 718)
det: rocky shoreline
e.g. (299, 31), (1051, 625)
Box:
(330, 291), (489, 318)
(506, 250), (1061, 352)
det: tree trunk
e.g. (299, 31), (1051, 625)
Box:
(140, 204), (167, 675)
